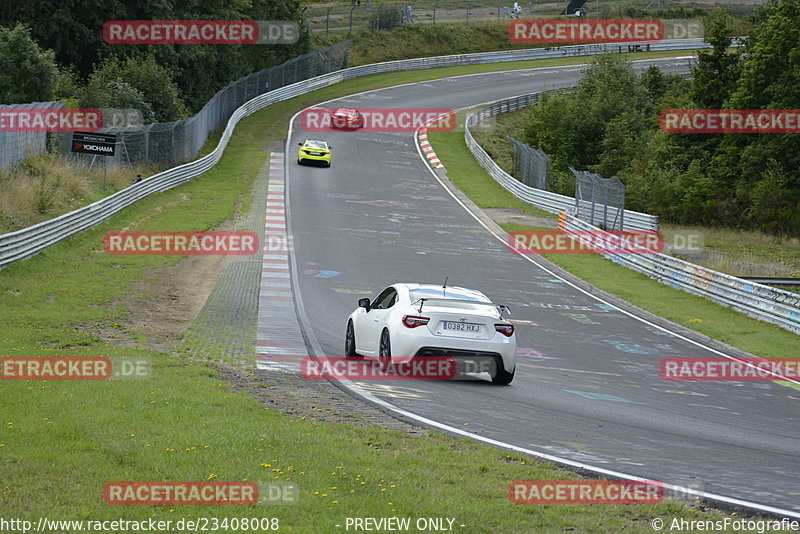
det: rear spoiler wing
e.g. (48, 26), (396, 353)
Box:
(411, 298), (511, 319)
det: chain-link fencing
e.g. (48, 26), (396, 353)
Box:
(571, 166), (625, 230)
(58, 41), (350, 168)
(509, 135), (549, 190)
(0, 102), (65, 171)
(304, 0), (763, 37)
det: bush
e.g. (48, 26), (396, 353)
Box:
(0, 24), (57, 103)
(370, 4), (403, 31)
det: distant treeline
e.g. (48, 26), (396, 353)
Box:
(519, 2), (800, 234)
(0, 1), (310, 120)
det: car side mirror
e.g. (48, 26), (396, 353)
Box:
(358, 298), (371, 311)
(327, 144), (332, 148)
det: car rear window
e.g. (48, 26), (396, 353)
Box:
(409, 288), (489, 302)
(305, 141), (327, 149)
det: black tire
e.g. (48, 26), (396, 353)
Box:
(492, 366), (515, 385)
(325, 161), (331, 168)
(345, 321), (361, 359)
(378, 329), (392, 372)
(297, 158), (303, 165)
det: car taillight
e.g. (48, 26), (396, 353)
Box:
(302, 149), (310, 154)
(402, 315), (429, 328)
(495, 323), (514, 337)
(323, 152), (330, 155)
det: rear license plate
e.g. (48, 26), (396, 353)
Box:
(442, 321), (481, 333)
(307, 151), (323, 156)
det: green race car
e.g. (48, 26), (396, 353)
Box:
(297, 139), (332, 167)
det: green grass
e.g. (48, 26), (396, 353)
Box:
(434, 122), (556, 219)
(472, 104), (528, 178)
(428, 126), (800, 360)
(0, 50), (755, 530)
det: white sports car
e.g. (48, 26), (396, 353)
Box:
(345, 283), (516, 384)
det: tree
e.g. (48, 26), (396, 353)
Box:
(521, 54), (652, 173)
(0, 0), (311, 112)
(0, 24), (58, 103)
(80, 56), (186, 122)
(689, 11), (741, 108)
(722, 0), (800, 233)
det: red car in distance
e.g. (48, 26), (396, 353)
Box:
(330, 108), (364, 129)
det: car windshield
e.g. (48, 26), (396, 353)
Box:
(305, 141), (327, 149)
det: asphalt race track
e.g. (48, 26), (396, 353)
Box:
(284, 58), (800, 515)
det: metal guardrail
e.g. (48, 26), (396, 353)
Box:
(465, 91), (661, 231)
(559, 212), (800, 334)
(741, 277), (800, 288)
(0, 38), (713, 268)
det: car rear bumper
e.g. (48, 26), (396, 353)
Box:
(389, 330), (516, 373)
(298, 152), (331, 164)
(331, 121), (361, 129)
(414, 347), (510, 376)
